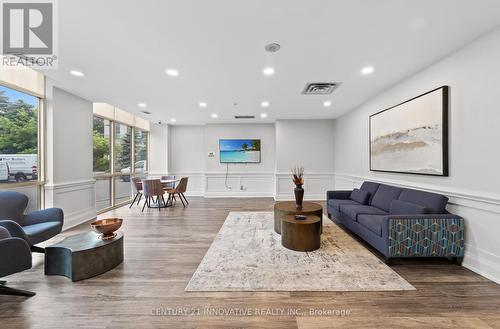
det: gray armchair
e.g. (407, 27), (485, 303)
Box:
(0, 190), (64, 253)
(0, 226), (35, 296)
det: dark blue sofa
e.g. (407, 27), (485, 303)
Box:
(326, 182), (465, 264)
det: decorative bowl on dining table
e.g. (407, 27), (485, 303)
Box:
(90, 218), (123, 240)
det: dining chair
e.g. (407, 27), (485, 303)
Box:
(141, 179), (166, 212)
(161, 175), (177, 203)
(161, 175), (176, 189)
(129, 177), (143, 208)
(166, 177), (189, 207)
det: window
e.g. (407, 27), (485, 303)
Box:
(134, 128), (148, 177)
(93, 117), (112, 211)
(114, 123), (132, 175)
(93, 117), (111, 175)
(0, 85), (42, 210)
(93, 115), (148, 213)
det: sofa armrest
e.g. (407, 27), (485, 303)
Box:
(0, 235), (32, 276)
(382, 214), (464, 258)
(22, 208), (64, 227)
(326, 190), (352, 200)
(0, 220), (28, 241)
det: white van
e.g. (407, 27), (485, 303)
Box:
(0, 154), (38, 182)
(0, 161), (9, 182)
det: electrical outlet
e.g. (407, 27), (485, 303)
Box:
(240, 185), (246, 190)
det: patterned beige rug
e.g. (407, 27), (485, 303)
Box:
(185, 212), (415, 291)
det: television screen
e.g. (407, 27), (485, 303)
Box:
(219, 139), (261, 163)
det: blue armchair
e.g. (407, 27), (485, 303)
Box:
(0, 226), (35, 296)
(0, 190), (64, 253)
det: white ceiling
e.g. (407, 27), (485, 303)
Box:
(42, 0), (500, 125)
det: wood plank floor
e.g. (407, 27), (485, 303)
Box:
(1, 197), (499, 329)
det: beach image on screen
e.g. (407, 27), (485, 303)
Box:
(219, 139), (261, 163)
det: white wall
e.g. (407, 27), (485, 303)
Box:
(45, 81), (96, 229)
(149, 123), (169, 176)
(165, 121), (336, 199)
(275, 120), (335, 200)
(167, 124), (276, 197)
(331, 28), (500, 283)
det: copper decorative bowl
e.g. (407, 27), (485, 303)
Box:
(90, 218), (123, 240)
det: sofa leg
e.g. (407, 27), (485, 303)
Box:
(327, 213), (331, 219)
(385, 258), (394, 266)
(451, 257), (463, 266)
(0, 282), (36, 297)
(30, 246), (45, 253)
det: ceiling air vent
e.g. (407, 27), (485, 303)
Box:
(302, 82), (340, 95)
(234, 115), (255, 119)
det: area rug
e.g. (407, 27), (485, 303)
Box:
(185, 212), (415, 291)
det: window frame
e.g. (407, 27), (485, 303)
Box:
(92, 114), (149, 214)
(0, 82), (45, 210)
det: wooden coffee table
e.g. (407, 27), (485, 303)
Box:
(45, 231), (124, 282)
(281, 215), (321, 251)
(274, 201), (323, 234)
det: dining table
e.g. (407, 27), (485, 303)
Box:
(140, 178), (181, 208)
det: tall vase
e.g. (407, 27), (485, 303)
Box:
(294, 185), (304, 209)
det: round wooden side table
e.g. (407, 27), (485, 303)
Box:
(274, 201), (323, 234)
(281, 215), (321, 252)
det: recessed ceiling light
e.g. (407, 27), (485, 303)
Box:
(137, 103), (147, 108)
(323, 101), (332, 107)
(211, 113), (218, 118)
(263, 67), (275, 76)
(260, 113), (268, 118)
(361, 66), (374, 75)
(199, 102), (207, 108)
(166, 68), (179, 77)
(170, 118), (176, 123)
(261, 101), (269, 107)
(70, 70), (84, 77)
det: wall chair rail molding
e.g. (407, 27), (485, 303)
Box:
(333, 172), (500, 284)
(275, 172), (335, 201)
(205, 171), (275, 198)
(165, 172), (205, 197)
(44, 179), (97, 230)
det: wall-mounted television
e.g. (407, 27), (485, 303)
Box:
(219, 139), (261, 163)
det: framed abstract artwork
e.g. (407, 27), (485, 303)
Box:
(369, 86), (449, 176)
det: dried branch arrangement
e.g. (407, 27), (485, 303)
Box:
(291, 166), (304, 186)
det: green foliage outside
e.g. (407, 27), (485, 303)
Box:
(116, 126), (131, 170)
(134, 129), (147, 162)
(93, 117), (110, 172)
(0, 91), (38, 154)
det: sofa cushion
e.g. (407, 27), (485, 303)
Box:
(350, 188), (370, 205)
(327, 199), (359, 211)
(390, 200), (428, 215)
(398, 189), (448, 214)
(23, 222), (62, 245)
(339, 204), (387, 221)
(360, 182), (380, 204)
(370, 184), (403, 212)
(357, 214), (385, 236)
